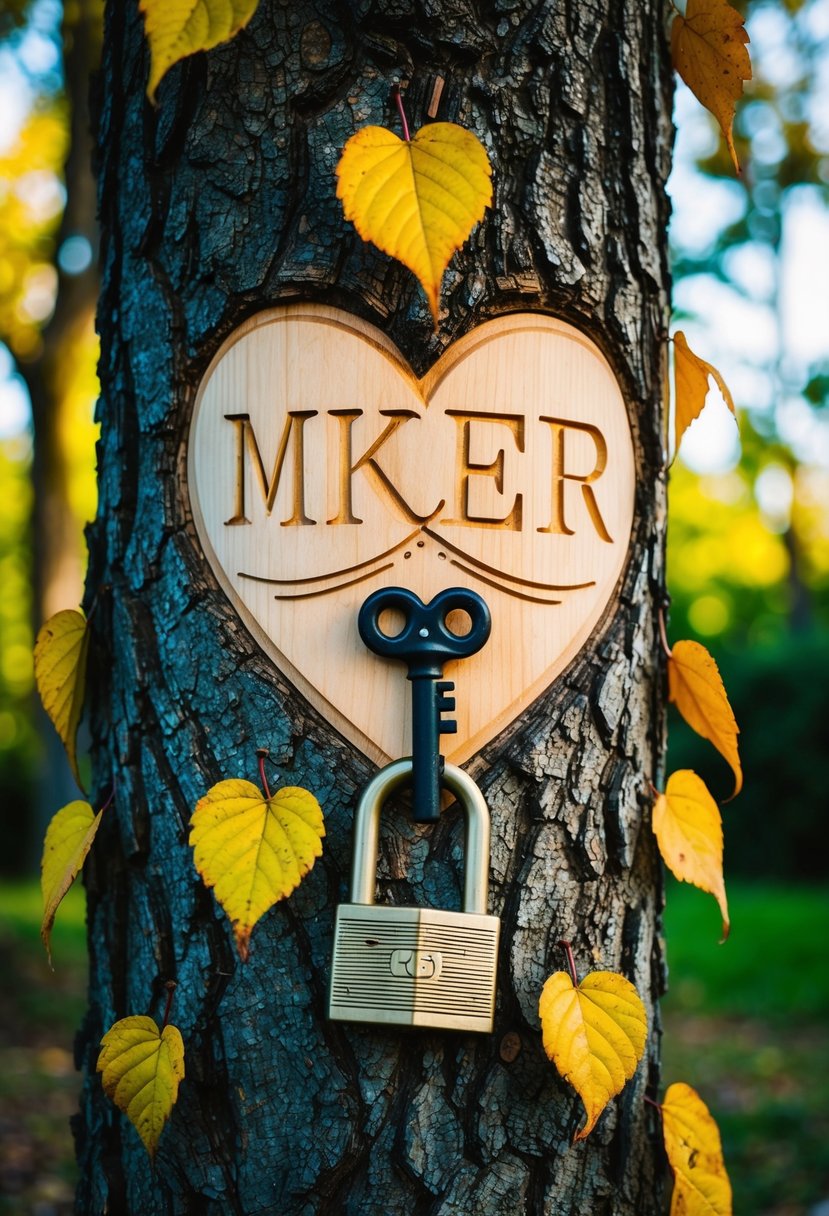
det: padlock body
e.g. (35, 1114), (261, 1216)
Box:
(329, 903), (500, 1033)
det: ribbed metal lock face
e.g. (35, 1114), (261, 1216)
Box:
(329, 905), (500, 1032)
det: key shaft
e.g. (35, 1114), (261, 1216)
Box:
(410, 675), (443, 823)
(358, 587), (491, 822)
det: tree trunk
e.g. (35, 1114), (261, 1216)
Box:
(76, 2), (673, 1212)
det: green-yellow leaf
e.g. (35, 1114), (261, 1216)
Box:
(33, 609), (89, 790)
(139, 0), (260, 103)
(336, 122), (492, 325)
(190, 780), (324, 960)
(98, 1016), (185, 1159)
(671, 0), (751, 174)
(539, 969), (647, 1140)
(668, 639), (742, 799)
(673, 331), (737, 456)
(41, 799), (103, 965)
(653, 772), (729, 942)
(663, 1082), (733, 1216)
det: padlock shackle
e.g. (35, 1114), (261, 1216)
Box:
(349, 759), (491, 915)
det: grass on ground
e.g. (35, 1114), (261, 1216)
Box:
(662, 878), (829, 1216)
(1, 877), (827, 1215)
(0, 881), (86, 1215)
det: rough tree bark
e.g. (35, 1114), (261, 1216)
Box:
(77, 1), (674, 1212)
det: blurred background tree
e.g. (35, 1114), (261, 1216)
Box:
(0, 0), (100, 869)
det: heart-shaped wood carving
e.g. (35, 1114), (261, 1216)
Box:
(188, 306), (635, 766)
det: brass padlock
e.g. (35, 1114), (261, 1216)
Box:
(328, 758), (500, 1033)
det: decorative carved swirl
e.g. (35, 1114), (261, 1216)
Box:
(238, 525), (596, 605)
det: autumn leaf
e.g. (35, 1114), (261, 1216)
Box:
(653, 772), (729, 941)
(662, 1082), (733, 1216)
(98, 1016), (185, 1159)
(668, 639), (742, 798)
(673, 330), (737, 456)
(33, 609), (89, 790)
(41, 799), (104, 965)
(336, 122), (492, 325)
(539, 969), (647, 1140)
(139, 0), (260, 103)
(671, 0), (751, 173)
(190, 780), (324, 960)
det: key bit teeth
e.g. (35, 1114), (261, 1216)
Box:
(436, 680), (454, 693)
(440, 719), (458, 734)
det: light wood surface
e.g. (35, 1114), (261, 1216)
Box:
(187, 305), (635, 767)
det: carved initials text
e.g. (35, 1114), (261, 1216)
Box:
(222, 408), (613, 541)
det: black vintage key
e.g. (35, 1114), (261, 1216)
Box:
(358, 587), (491, 823)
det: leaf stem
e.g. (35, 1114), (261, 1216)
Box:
(644, 1093), (663, 1118)
(658, 606), (673, 660)
(161, 981), (176, 1029)
(256, 748), (271, 800)
(392, 83), (411, 142)
(557, 939), (579, 987)
(99, 784), (117, 814)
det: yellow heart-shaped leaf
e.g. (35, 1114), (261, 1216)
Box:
(139, 0), (260, 102)
(539, 969), (647, 1140)
(190, 779), (324, 960)
(673, 331), (737, 457)
(41, 799), (103, 965)
(336, 121), (492, 324)
(662, 1082), (733, 1216)
(668, 639), (742, 799)
(671, 0), (751, 173)
(97, 1016), (185, 1159)
(33, 609), (89, 790)
(653, 772), (729, 941)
